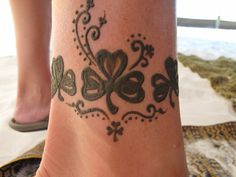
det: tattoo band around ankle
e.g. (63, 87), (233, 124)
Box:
(51, 0), (178, 142)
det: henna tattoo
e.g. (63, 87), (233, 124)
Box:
(51, 56), (77, 101)
(151, 57), (179, 107)
(62, 0), (178, 142)
(107, 121), (124, 142)
(72, 0), (107, 66)
(67, 100), (109, 120)
(73, 1), (156, 116)
(122, 104), (166, 124)
(127, 34), (155, 70)
(67, 99), (124, 142)
(81, 49), (145, 114)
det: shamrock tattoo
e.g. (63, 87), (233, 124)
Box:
(151, 57), (179, 107)
(81, 49), (145, 114)
(107, 121), (124, 142)
(51, 56), (77, 101)
(69, 0), (170, 142)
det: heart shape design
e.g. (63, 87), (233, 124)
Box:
(96, 49), (128, 80)
(82, 49), (145, 114)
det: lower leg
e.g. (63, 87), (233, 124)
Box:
(37, 0), (188, 176)
(9, 0), (52, 123)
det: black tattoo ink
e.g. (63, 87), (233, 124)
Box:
(65, 0), (175, 142)
(51, 56), (77, 101)
(127, 34), (155, 70)
(67, 100), (109, 120)
(72, 0), (107, 66)
(81, 49), (145, 114)
(87, 0), (95, 8)
(107, 121), (124, 142)
(122, 104), (166, 124)
(151, 57), (179, 107)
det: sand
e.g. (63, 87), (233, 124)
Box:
(179, 61), (236, 125)
(179, 54), (236, 112)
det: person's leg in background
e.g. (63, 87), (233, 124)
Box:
(37, 0), (188, 176)
(9, 0), (51, 124)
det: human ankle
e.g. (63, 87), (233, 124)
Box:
(14, 84), (51, 123)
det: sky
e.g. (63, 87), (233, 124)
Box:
(0, 1), (15, 57)
(177, 0), (236, 21)
(0, 0), (236, 57)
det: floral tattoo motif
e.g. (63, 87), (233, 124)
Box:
(67, 99), (109, 120)
(151, 57), (179, 107)
(107, 121), (124, 142)
(51, 56), (77, 101)
(122, 104), (166, 124)
(72, 0), (107, 66)
(50, 0), (181, 142)
(127, 34), (155, 70)
(82, 49), (145, 114)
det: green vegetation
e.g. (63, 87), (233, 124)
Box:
(178, 53), (236, 112)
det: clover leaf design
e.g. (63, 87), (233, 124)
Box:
(107, 121), (124, 142)
(151, 57), (179, 108)
(51, 56), (77, 101)
(87, 0), (94, 9)
(145, 45), (154, 58)
(81, 49), (145, 114)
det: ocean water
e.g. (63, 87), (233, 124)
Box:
(177, 27), (236, 60)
